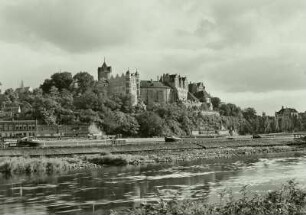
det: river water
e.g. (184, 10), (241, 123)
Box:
(1, 154), (306, 215)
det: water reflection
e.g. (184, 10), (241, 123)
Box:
(1, 155), (306, 214)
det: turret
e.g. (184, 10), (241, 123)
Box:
(97, 58), (112, 80)
(135, 70), (140, 97)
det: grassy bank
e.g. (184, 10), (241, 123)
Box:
(142, 145), (305, 162)
(0, 156), (97, 175)
(0, 153), (155, 175)
(112, 180), (306, 215)
(1, 144), (305, 175)
(83, 154), (155, 166)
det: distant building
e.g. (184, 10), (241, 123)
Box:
(0, 120), (90, 138)
(15, 81), (33, 95)
(0, 120), (37, 138)
(36, 124), (89, 137)
(0, 105), (21, 120)
(97, 60), (140, 106)
(275, 106), (299, 118)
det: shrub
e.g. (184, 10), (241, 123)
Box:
(112, 180), (306, 215)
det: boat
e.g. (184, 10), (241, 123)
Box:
(16, 136), (41, 147)
(252, 134), (262, 139)
(165, 136), (181, 142)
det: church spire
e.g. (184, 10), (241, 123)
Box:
(102, 57), (107, 67)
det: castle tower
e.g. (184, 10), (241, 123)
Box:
(135, 70), (140, 98)
(125, 70), (138, 106)
(125, 70), (131, 95)
(97, 58), (112, 81)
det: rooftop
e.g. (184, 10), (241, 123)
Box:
(140, 80), (171, 89)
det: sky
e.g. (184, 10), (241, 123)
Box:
(0, 0), (305, 115)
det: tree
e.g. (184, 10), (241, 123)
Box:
(40, 79), (53, 93)
(74, 91), (98, 110)
(219, 103), (231, 116)
(32, 96), (59, 125)
(51, 72), (73, 91)
(73, 72), (94, 93)
(49, 86), (60, 99)
(78, 109), (101, 124)
(114, 111), (139, 136)
(41, 72), (73, 93)
(4, 88), (18, 103)
(243, 107), (257, 121)
(211, 97), (221, 110)
(59, 89), (74, 109)
(137, 112), (164, 137)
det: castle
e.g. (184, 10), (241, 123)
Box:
(97, 60), (212, 109)
(97, 60), (140, 106)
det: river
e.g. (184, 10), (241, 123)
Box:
(1, 154), (306, 215)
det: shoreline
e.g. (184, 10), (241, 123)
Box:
(0, 137), (304, 157)
(1, 141), (305, 175)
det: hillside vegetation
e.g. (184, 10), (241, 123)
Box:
(1, 72), (305, 137)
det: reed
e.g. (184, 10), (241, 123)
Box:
(0, 156), (94, 174)
(83, 154), (155, 166)
(112, 180), (306, 215)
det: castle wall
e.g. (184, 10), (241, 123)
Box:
(161, 74), (189, 102)
(189, 82), (205, 94)
(140, 87), (172, 107)
(97, 60), (140, 106)
(108, 73), (139, 106)
(175, 87), (188, 101)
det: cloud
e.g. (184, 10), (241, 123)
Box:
(0, 0), (305, 114)
(0, 0), (142, 52)
(205, 54), (306, 92)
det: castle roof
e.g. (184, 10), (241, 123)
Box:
(100, 58), (112, 71)
(140, 80), (171, 89)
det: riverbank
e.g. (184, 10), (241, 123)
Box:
(112, 180), (306, 215)
(0, 137), (304, 157)
(1, 142), (306, 175)
(0, 153), (156, 175)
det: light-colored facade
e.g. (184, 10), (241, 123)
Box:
(97, 60), (140, 106)
(108, 71), (139, 106)
(97, 61), (213, 108)
(160, 74), (188, 102)
(0, 120), (37, 137)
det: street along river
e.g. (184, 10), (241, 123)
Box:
(1, 153), (306, 215)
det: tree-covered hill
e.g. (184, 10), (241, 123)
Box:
(1, 72), (305, 137)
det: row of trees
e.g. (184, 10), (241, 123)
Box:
(1, 71), (305, 137)
(211, 98), (306, 134)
